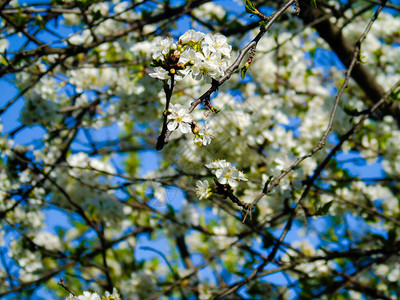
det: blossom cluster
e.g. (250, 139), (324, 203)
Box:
(149, 29), (232, 83)
(66, 288), (120, 300)
(194, 122), (214, 146)
(165, 103), (214, 145)
(205, 159), (247, 188)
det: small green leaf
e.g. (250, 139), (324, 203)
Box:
(35, 14), (45, 29)
(210, 107), (220, 114)
(245, 0), (257, 14)
(240, 65), (248, 80)
(0, 55), (8, 66)
(315, 201), (333, 216)
(390, 87), (400, 102)
(310, 0), (317, 8)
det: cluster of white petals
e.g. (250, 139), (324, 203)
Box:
(167, 103), (193, 133)
(206, 159), (247, 188)
(149, 29), (232, 82)
(196, 180), (212, 199)
(66, 288), (120, 300)
(194, 122), (214, 146)
(67, 291), (100, 300)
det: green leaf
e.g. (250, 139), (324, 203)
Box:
(0, 55), (8, 66)
(310, 0), (317, 8)
(315, 201), (333, 216)
(390, 86), (400, 101)
(35, 14), (45, 29)
(166, 204), (175, 216)
(240, 65), (248, 80)
(245, 0), (257, 14)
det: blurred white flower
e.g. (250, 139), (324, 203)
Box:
(205, 159), (231, 170)
(66, 291), (100, 300)
(206, 159), (247, 188)
(0, 39), (8, 53)
(196, 180), (212, 199)
(194, 123), (214, 146)
(104, 288), (121, 299)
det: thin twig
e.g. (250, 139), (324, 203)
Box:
(57, 278), (76, 296)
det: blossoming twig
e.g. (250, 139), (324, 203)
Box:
(154, 0), (295, 150)
(156, 76), (175, 150)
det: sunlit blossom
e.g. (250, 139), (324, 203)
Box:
(167, 103), (193, 133)
(206, 159), (248, 188)
(196, 180), (212, 199)
(194, 123), (214, 146)
(149, 30), (232, 83)
(152, 36), (175, 60)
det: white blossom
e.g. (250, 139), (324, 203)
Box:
(203, 33), (232, 58)
(149, 67), (170, 80)
(205, 159), (231, 170)
(66, 288), (120, 300)
(167, 103), (193, 133)
(179, 29), (205, 45)
(0, 39), (8, 53)
(152, 36), (175, 60)
(194, 123), (214, 146)
(206, 160), (247, 188)
(149, 30), (232, 83)
(67, 291), (100, 300)
(104, 288), (121, 299)
(178, 48), (199, 76)
(192, 50), (224, 81)
(196, 180), (212, 199)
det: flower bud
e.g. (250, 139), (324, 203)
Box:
(192, 125), (199, 134)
